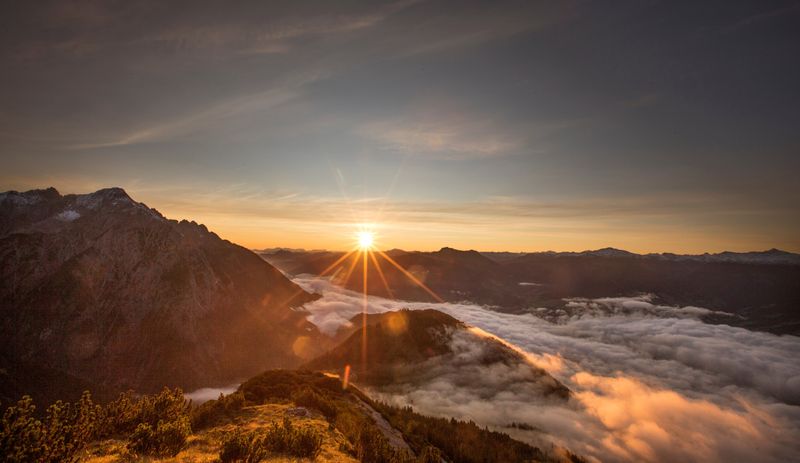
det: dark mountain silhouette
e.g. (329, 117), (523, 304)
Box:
(502, 252), (800, 334)
(484, 247), (800, 265)
(264, 247), (800, 335)
(0, 187), (321, 402)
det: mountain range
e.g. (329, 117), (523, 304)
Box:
(0, 187), (321, 403)
(482, 247), (800, 265)
(263, 246), (800, 335)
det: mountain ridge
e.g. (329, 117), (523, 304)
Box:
(0, 187), (322, 403)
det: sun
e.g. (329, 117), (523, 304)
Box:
(357, 230), (374, 249)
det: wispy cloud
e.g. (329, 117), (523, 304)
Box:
(137, 185), (787, 225)
(5, 0), (424, 61)
(358, 116), (523, 159)
(383, 0), (575, 58)
(144, 1), (423, 56)
(67, 80), (311, 149)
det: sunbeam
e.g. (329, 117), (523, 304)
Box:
(279, 247), (358, 306)
(369, 251), (394, 299)
(362, 248), (369, 372)
(376, 249), (444, 303)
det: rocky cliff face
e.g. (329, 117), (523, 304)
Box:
(0, 187), (320, 399)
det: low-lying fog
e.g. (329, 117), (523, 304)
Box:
(294, 274), (800, 463)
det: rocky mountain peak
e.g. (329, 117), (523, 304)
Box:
(0, 187), (321, 398)
(72, 187), (135, 209)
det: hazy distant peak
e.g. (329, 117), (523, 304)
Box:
(437, 246), (481, 255)
(481, 246), (800, 265)
(436, 246), (496, 262)
(644, 249), (800, 265)
(580, 247), (638, 258)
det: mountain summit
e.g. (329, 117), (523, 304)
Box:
(0, 187), (320, 402)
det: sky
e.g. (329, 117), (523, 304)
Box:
(1, 0), (799, 253)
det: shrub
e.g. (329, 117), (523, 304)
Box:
(127, 423), (156, 454)
(365, 400), (547, 463)
(100, 387), (190, 438)
(264, 417), (323, 458)
(191, 391), (245, 430)
(219, 429), (260, 463)
(0, 391), (101, 463)
(355, 425), (415, 463)
(262, 417), (291, 454)
(127, 416), (191, 457)
(417, 445), (443, 463)
(333, 407), (367, 447)
(283, 419), (323, 459)
(356, 425), (387, 463)
(239, 370), (342, 404)
(98, 391), (138, 437)
(218, 417), (323, 462)
(102, 388), (191, 458)
(218, 428), (271, 463)
(292, 387), (337, 420)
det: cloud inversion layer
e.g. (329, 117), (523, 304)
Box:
(295, 275), (800, 462)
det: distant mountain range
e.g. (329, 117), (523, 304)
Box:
(0, 187), (321, 403)
(265, 246), (800, 266)
(263, 247), (800, 335)
(481, 247), (800, 266)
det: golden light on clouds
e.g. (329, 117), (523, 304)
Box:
(571, 372), (768, 463)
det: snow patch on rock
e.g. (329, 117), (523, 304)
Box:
(0, 191), (43, 206)
(56, 209), (81, 221)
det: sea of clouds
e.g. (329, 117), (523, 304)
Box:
(294, 274), (800, 463)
